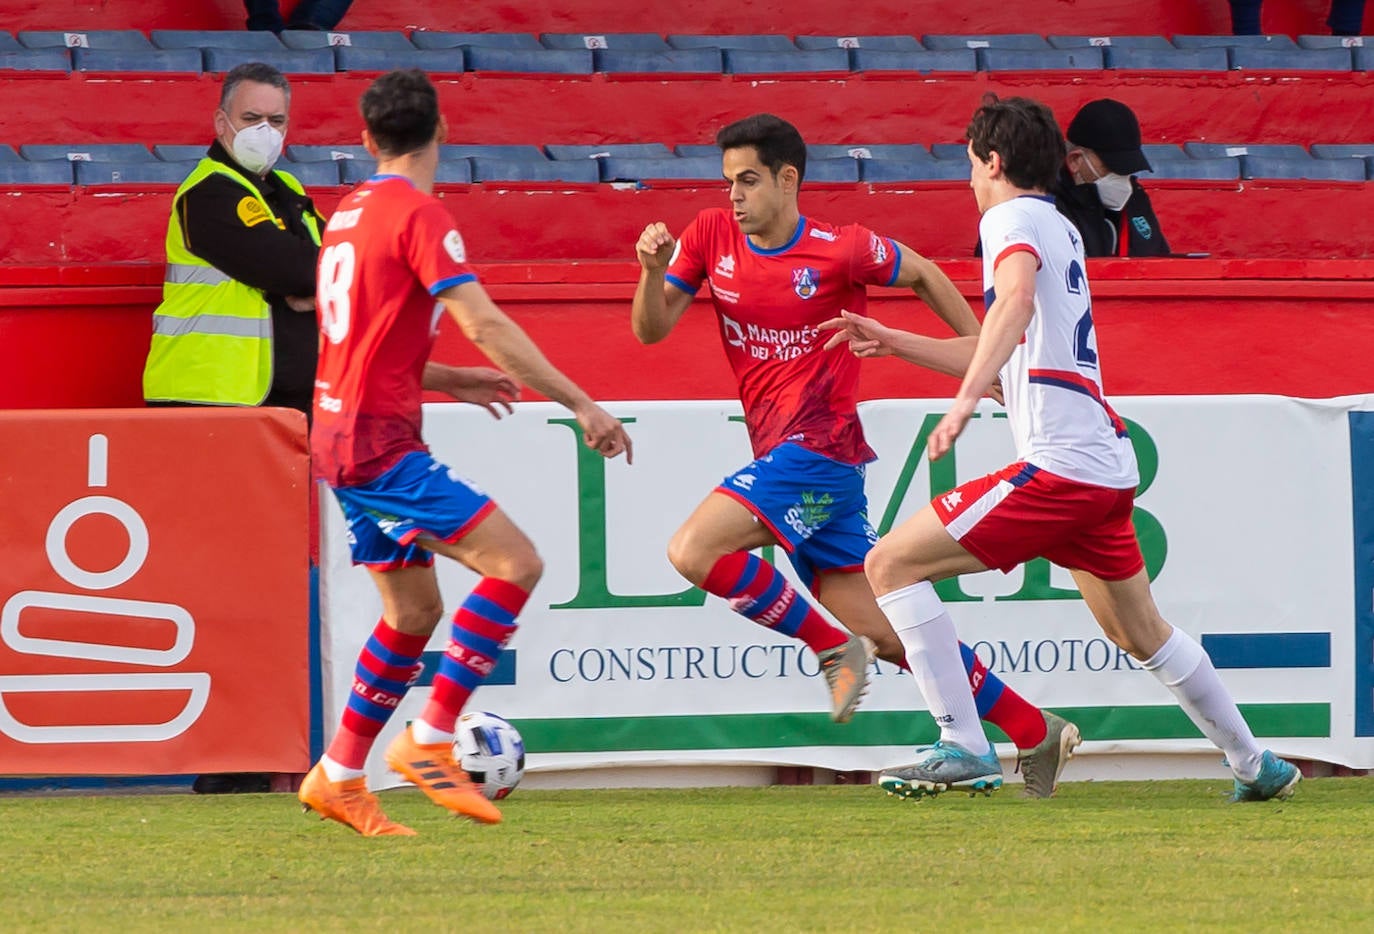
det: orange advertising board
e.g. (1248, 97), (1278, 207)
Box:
(0, 408), (310, 774)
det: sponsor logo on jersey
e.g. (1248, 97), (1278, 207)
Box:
(719, 313), (821, 360)
(869, 233), (889, 265)
(792, 266), (820, 299)
(444, 229), (467, 263)
(808, 228), (838, 242)
(711, 284), (740, 304)
(714, 254), (736, 278)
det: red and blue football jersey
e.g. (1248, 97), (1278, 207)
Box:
(312, 174), (477, 487)
(666, 208), (900, 464)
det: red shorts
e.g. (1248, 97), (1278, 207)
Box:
(932, 461), (1144, 581)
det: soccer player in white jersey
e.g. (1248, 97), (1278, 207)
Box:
(821, 96), (1301, 802)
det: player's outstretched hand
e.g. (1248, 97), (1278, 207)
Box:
(576, 403), (634, 464)
(818, 310), (894, 358)
(927, 397), (978, 461)
(635, 222), (676, 271)
(443, 366), (521, 418)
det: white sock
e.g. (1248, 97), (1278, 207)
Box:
(877, 581), (991, 756)
(409, 718), (454, 746)
(1141, 626), (1264, 781)
(320, 754), (366, 783)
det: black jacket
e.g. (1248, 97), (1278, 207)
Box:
(1052, 167), (1170, 258)
(176, 141), (324, 414)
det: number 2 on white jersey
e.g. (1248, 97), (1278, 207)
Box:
(318, 241), (355, 345)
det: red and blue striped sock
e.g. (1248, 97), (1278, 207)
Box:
(326, 620), (428, 772)
(959, 641), (1047, 749)
(701, 551), (847, 654)
(417, 578), (528, 738)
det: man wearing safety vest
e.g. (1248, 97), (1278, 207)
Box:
(144, 61), (325, 416)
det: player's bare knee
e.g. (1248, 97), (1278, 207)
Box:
(863, 540), (904, 593)
(666, 529), (710, 586)
(501, 547), (543, 592)
(390, 598), (444, 636)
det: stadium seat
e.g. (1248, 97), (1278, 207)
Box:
(1141, 144), (1188, 162)
(464, 47), (592, 74)
(1353, 47), (1374, 69)
(600, 155), (722, 182)
(1171, 34), (1297, 49)
(803, 157), (861, 182)
(862, 158), (971, 181)
(1183, 142), (1308, 159)
(1310, 143), (1374, 158)
(674, 144), (720, 158)
(151, 30), (284, 50)
(546, 143), (673, 160)
(281, 160), (342, 186)
(851, 49), (977, 72)
(75, 161), (197, 184)
(279, 30), (414, 50)
(18, 30), (152, 49)
(287, 145), (371, 162)
(724, 48), (849, 74)
(0, 144), (20, 161)
(667, 34), (796, 51)
(1140, 157), (1240, 179)
(0, 162), (73, 183)
(1047, 35), (1173, 49)
(0, 49), (70, 71)
(594, 48), (722, 73)
(794, 35), (922, 51)
(153, 144), (207, 161)
(21, 143), (154, 162)
(808, 144), (928, 161)
(469, 157), (600, 183)
(0, 33), (18, 51)
(440, 144), (548, 161)
(72, 48), (203, 72)
(339, 159), (380, 183)
(930, 143), (971, 160)
(409, 32), (541, 50)
(334, 48), (465, 72)
(203, 47), (334, 74)
(979, 48), (1103, 70)
(1104, 47), (1229, 70)
(1296, 35), (1369, 48)
(540, 33), (668, 50)
(433, 161), (474, 184)
(922, 33), (1049, 50)
(1230, 47), (1351, 70)
(1241, 155), (1366, 180)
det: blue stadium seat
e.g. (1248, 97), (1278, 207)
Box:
(465, 47), (592, 74)
(434, 161), (474, 184)
(546, 143), (672, 160)
(851, 49), (977, 72)
(203, 47), (334, 74)
(724, 48), (849, 74)
(1104, 47), (1229, 70)
(21, 143), (154, 162)
(1171, 34), (1297, 49)
(153, 144), (208, 161)
(980, 48), (1103, 70)
(1296, 35), (1369, 48)
(469, 157), (600, 183)
(280, 160), (342, 186)
(410, 32), (541, 50)
(0, 49), (70, 71)
(0, 162), (73, 183)
(600, 155), (722, 182)
(1047, 35), (1173, 49)
(674, 144), (719, 158)
(1350, 47), (1374, 70)
(863, 159), (971, 181)
(279, 30), (414, 50)
(809, 144), (932, 161)
(594, 48), (722, 73)
(923, 34), (1049, 50)
(1230, 47), (1351, 70)
(1140, 157), (1239, 179)
(334, 48), (465, 72)
(930, 143), (971, 160)
(19, 30), (152, 49)
(72, 48), (202, 72)
(1310, 143), (1374, 158)
(667, 34), (796, 51)
(803, 157), (861, 182)
(287, 145), (370, 162)
(151, 30), (284, 50)
(540, 33), (668, 50)
(0, 33), (18, 51)
(1183, 142), (1308, 159)
(1141, 144), (1188, 162)
(1241, 155), (1366, 180)
(339, 159), (380, 183)
(794, 35), (922, 51)
(441, 144), (547, 161)
(0, 145), (19, 161)
(75, 161), (197, 184)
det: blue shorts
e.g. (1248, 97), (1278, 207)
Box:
(715, 442), (878, 594)
(330, 450), (496, 570)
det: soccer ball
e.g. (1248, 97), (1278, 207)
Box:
(454, 711), (526, 800)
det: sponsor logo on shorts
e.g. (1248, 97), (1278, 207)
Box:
(941, 490), (964, 511)
(732, 473), (756, 490)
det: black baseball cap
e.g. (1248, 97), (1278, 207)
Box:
(1066, 99), (1151, 175)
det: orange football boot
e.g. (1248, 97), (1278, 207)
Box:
(298, 762), (416, 837)
(384, 726), (502, 824)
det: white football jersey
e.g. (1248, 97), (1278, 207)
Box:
(978, 195), (1139, 489)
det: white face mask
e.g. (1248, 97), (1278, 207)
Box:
(225, 115), (284, 174)
(1093, 173), (1134, 212)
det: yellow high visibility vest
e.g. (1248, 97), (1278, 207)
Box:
(142, 158), (321, 405)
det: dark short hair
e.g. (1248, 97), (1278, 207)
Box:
(219, 62), (290, 109)
(966, 95), (1065, 192)
(716, 113), (807, 183)
(360, 69), (440, 157)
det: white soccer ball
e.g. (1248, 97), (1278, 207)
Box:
(454, 711), (526, 800)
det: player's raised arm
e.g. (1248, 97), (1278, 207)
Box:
(890, 241), (982, 338)
(438, 280), (632, 463)
(631, 222), (694, 344)
(821, 310), (979, 377)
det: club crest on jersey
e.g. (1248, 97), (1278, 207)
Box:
(792, 266), (820, 299)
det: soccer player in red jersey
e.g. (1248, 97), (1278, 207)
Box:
(299, 70), (632, 836)
(632, 114), (1080, 796)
